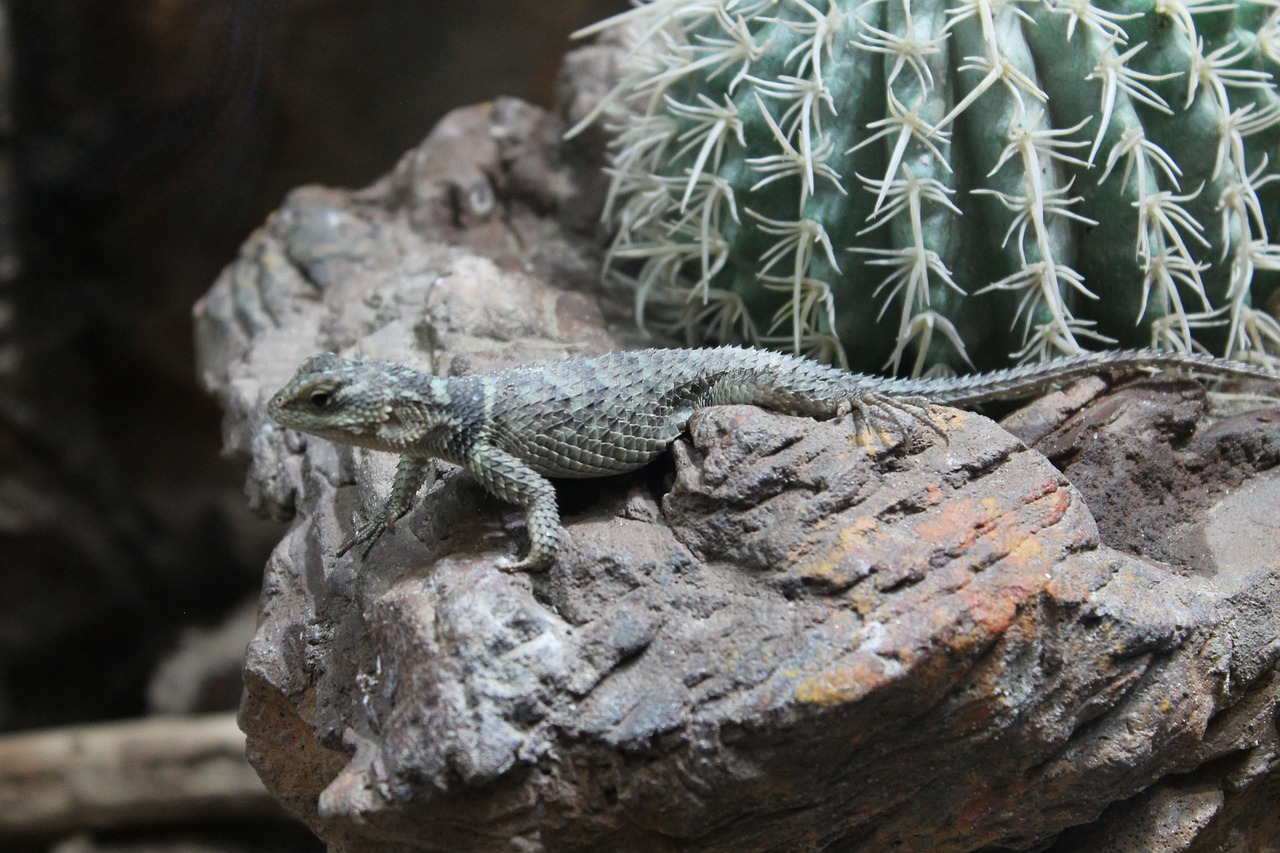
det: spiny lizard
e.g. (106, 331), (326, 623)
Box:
(267, 346), (1276, 571)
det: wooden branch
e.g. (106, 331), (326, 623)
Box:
(0, 712), (283, 835)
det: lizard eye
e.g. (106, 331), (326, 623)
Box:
(309, 390), (332, 409)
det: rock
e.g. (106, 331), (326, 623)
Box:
(148, 598), (261, 715)
(197, 93), (1280, 852)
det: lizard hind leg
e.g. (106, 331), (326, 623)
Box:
(836, 391), (942, 451)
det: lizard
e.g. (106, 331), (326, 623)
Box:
(267, 345), (1278, 571)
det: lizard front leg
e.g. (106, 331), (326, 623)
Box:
(338, 455), (435, 558)
(464, 444), (561, 572)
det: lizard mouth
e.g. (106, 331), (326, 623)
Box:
(266, 393), (286, 420)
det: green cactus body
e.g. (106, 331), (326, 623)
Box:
(575, 0), (1280, 372)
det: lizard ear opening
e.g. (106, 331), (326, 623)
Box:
(375, 408), (432, 449)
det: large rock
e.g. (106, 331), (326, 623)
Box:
(196, 95), (1280, 851)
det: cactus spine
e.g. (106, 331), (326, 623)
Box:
(574, 0), (1280, 373)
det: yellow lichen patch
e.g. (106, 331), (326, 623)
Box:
(792, 516), (881, 588)
(846, 425), (902, 452)
(794, 658), (888, 708)
(1012, 535), (1044, 562)
(845, 516), (879, 539)
(846, 590), (877, 615)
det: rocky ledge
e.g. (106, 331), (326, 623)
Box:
(195, 87), (1280, 852)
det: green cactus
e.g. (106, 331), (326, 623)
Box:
(572, 0), (1280, 373)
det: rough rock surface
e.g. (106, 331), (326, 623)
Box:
(197, 94), (1280, 851)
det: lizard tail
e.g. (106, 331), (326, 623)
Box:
(883, 349), (1279, 407)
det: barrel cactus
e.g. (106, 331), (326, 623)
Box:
(573, 0), (1280, 373)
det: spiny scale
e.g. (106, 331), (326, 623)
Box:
(268, 346), (1277, 570)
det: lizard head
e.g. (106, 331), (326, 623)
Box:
(268, 354), (453, 453)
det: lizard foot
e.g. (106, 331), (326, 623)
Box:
(336, 513), (395, 559)
(838, 391), (942, 450)
(495, 549), (554, 573)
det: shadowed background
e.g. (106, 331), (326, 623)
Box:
(0, 0), (622, 848)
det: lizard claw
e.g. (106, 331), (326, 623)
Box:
(838, 391), (944, 449)
(495, 549), (554, 573)
(336, 514), (394, 559)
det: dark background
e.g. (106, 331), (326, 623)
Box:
(0, 0), (622, 846)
